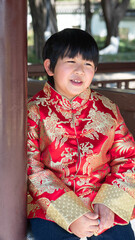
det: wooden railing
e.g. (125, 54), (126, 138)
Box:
(92, 78), (135, 89)
(96, 62), (135, 73)
(28, 63), (45, 78)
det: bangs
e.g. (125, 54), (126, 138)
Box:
(63, 44), (96, 61)
(58, 29), (99, 67)
(42, 28), (99, 72)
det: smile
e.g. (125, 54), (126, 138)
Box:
(71, 79), (82, 83)
(73, 79), (81, 83)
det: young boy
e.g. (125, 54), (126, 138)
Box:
(27, 28), (135, 240)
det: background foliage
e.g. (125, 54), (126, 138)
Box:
(27, 0), (135, 63)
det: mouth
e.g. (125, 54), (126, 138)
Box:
(70, 79), (82, 85)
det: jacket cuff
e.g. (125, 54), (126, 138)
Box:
(92, 184), (135, 223)
(47, 191), (91, 232)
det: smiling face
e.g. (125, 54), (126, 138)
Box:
(44, 54), (96, 100)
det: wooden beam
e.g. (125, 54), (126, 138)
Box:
(97, 62), (135, 73)
(0, 1), (27, 239)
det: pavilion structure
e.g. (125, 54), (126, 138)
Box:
(0, 1), (135, 240)
(0, 1), (27, 239)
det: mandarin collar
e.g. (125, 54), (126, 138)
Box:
(43, 81), (91, 110)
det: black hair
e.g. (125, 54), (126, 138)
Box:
(42, 28), (99, 82)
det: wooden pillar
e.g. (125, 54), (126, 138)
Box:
(0, 1), (27, 239)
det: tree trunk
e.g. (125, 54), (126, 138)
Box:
(101, 0), (130, 46)
(47, 0), (58, 34)
(29, 0), (47, 60)
(29, 0), (57, 60)
(84, 0), (92, 34)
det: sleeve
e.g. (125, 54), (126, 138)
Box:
(93, 106), (135, 224)
(27, 104), (91, 232)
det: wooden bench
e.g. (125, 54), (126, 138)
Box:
(28, 78), (135, 139)
(92, 86), (135, 139)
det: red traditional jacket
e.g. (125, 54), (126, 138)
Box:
(27, 82), (135, 232)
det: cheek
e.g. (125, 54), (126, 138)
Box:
(55, 66), (66, 75)
(86, 70), (94, 79)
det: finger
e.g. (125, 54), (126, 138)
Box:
(105, 214), (114, 228)
(98, 214), (113, 233)
(85, 231), (95, 238)
(84, 212), (99, 219)
(93, 204), (99, 215)
(98, 214), (106, 231)
(88, 224), (99, 233)
(88, 218), (100, 226)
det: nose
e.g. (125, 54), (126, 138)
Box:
(74, 64), (84, 75)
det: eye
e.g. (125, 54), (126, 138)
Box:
(85, 62), (92, 66)
(64, 57), (75, 63)
(67, 60), (75, 63)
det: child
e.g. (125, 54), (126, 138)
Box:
(27, 28), (135, 240)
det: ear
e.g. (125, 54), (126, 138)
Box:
(43, 59), (54, 76)
(94, 67), (97, 73)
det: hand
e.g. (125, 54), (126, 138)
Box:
(94, 203), (114, 234)
(69, 212), (99, 238)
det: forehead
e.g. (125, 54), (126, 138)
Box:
(61, 46), (93, 61)
(63, 53), (93, 61)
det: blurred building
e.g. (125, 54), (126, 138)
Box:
(55, 1), (135, 40)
